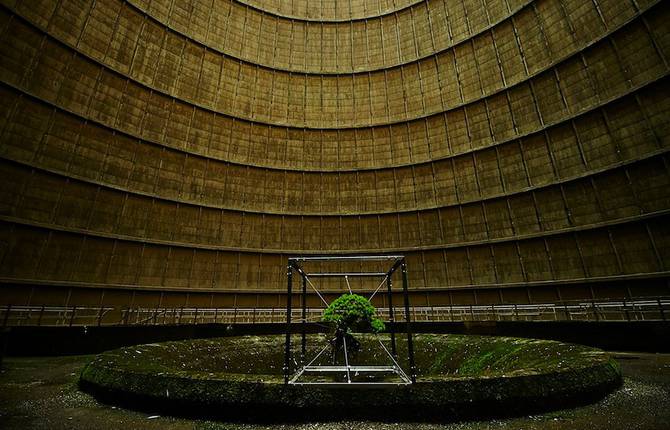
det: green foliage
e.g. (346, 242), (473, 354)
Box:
(322, 293), (386, 333)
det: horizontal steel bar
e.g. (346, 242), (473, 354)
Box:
(289, 382), (411, 386)
(290, 256), (404, 261)
(307, 272), (389, 277)
(303, 365), (400, 372)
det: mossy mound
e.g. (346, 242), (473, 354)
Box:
(79, 334), (621, 421)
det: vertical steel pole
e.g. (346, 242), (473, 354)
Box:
(401, 261), (416, 383)
(301, 274), (307, 360)
(284, 263), (293, 385)
(386, 275), (397, 358)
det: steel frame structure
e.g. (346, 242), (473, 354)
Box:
(283, 255), (417, 386)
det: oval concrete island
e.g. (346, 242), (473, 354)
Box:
(79, 334), (621, 421)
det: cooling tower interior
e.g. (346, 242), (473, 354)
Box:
(1, 0), (669, 315)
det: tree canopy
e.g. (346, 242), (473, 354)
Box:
(322, 293), (385, 333)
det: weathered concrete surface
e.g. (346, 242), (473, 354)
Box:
(0, 351), (669, 429)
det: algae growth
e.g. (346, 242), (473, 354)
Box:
(79, 334), (622, 420)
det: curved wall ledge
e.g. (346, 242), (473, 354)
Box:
(0, 10), (667, 173)
(236, 0), (427, 21)
(1, 152), (668, 251)
(0, 0), (668, 308)
(1, 77), (667, 215)
(126, 0), (527, 73)
(0, 214), (668, 291)
(1, 0), (663, 129)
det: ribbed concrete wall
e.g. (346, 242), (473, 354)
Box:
(0, 0), (669, 309)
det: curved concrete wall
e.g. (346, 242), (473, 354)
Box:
(0, 0), (668, 309)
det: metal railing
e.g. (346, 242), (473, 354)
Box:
(1, 297), (668, 327)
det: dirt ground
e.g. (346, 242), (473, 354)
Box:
(1, 351), (669, 430)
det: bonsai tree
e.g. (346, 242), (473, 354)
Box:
(322, 293), (385, 360)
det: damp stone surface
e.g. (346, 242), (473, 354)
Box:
(79, 334), (622, 421)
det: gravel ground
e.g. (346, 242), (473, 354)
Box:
(0, 351), (668, 429)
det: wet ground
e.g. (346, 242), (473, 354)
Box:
(0, 351), (668, 429)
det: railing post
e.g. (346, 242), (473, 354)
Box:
(214, 308), (218, 324)
(624, 299), (630, 322)
(38, 305), (45, 326)
(592, 301), (599, 322)
(194, 308), (199, 325)
(659, 299), (666, 321)
(2, 304), (11, 327)
(97, 307), (104, 327)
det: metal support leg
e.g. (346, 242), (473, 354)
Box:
(284, 264), (293, 385)
(301, 275), (307, 360)
(386, 276), (397, 358)
(401, 262), (416, 383)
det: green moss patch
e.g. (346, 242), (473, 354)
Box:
(79, 334), (621, 421)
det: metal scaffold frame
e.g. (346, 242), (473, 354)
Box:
(283, 255), (417, 386)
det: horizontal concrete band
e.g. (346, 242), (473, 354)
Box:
(2, 270), (669, 296)
(1, 81), (667, 218)
(2, 0), (663, 129)
(2, 60), (666, 172)
(234, 0), (428, 22)
(0, 213), (667, 290)
(126, 0), (529, 73)
(1, 154), (668, 252)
